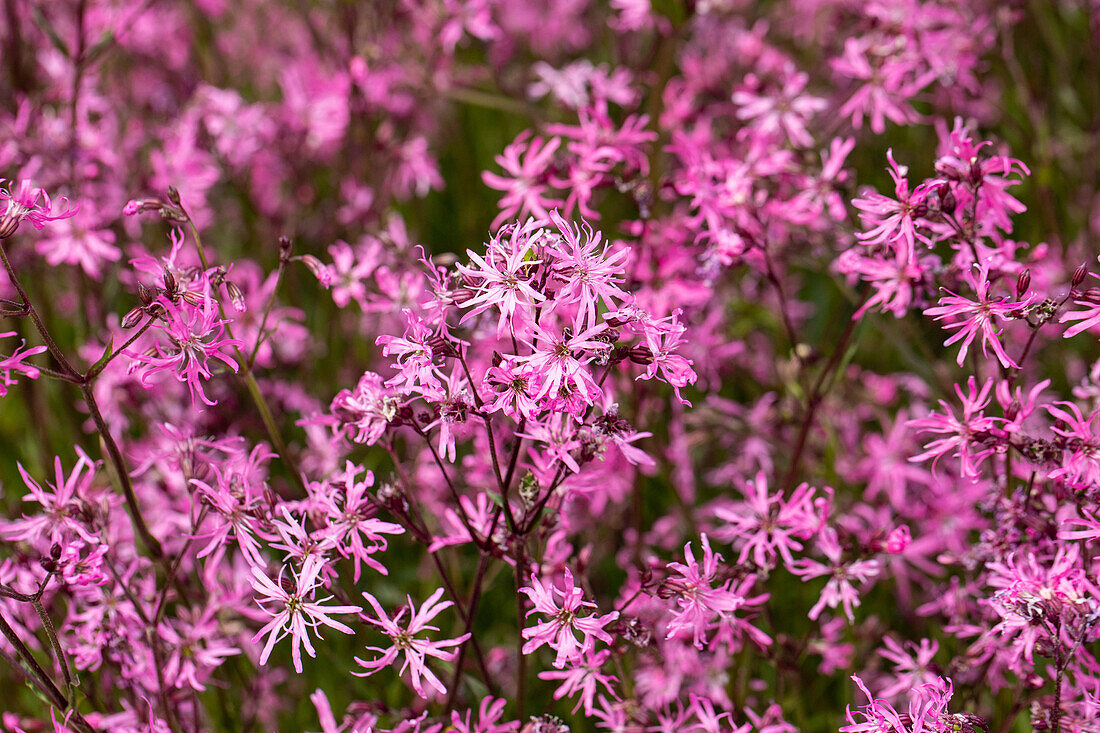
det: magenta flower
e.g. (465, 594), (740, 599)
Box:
(924, 263), (1025, 369)
(908, 377), (1000, 477)
(355, 587), (471, 698)
(732, 71), (826, 148)
(456, 217), (546, 338)
(520, 567), (619, 668)
(319, 460), (405, 581)
(713, 472), (820, 570)
(329, 370), (400, 445)
(852, 150), (933, 264)
(0, 331), (46, 397)
(376, 308), (442, 394)
(537, 649), (618, 716)
(0, 448), (99, 546)
(250, 556), (361, 674)
(482, 132), (563, 229)
(663, 534), (766, 650)
(159, 607), (241, 691)
(0, 179), (78, 238)
(521, 313), (609, 404)
(790, 528), (879, 622)
(129, 295), (243, 408)
(546, 210), (629, 323)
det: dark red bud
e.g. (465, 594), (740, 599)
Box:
(939, 185), (957, 215)
(1073, 263), (1088, 287)
(121, 306), (146, 329)
(1016, 269), (1031, 298)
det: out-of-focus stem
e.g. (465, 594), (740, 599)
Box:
(182, 214), (307, 494)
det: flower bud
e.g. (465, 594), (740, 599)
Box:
(51, 543), (62, 560)
(181, 290), (206, 307)
(1016, 269), (1031, 298)
(938, 184), (957, 215)
(278, 236), (293, 264)
(166, 186), (182, 206)
(121, 306), (147, 329)
(1073, 263), (1088, 287)
(225, 280), (247, 313)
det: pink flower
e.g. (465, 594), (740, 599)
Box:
(128, 295), (243, 408)
(520, 567), (619, 668)
(159, 607), (241, 691)
(482, 132), (563, 229)
(537, 649), (618, 716)
(328, 371), (400, 445)
(355, 587), (470, 698)
(790, 528), (879, 622)
(713, 472), (820, 570)
(663, 534), (767, 650)
(0, 448), (99, 545)
(521, 312), (609, 404)
(456, 217), (546, 338)
(0, 179), (77, 238)
(376, 308), (443, 394)
(924, 263), (1027, 369)
(908, 377), (1000, 477)
(250, 556), (361, 674)
(732, 71), (826, 148)
(852, 150), (933, 264)
(34, 213), (121, 280)
(319, 461), (405, 581)
(0, 331), (46, 397)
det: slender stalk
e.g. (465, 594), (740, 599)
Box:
(82, 382), (164, 558)
(443, 552), (494, 710)
(782, 295), (867, 492)
(181, 213), (307, 494)
(514, 550), (527, 721)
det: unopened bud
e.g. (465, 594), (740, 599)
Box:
(278, 236), (293, 264)
(121, 306), (147, 329)
(40, 557), (57, 573)
(163, 270), (177, 294)
(628, 346), (654, 365)
(938, 184), (957, 215)
(166, 186), (182, 206)
(1073, 263), (1088, 287)
(225, 280), (247, 313)
(1016, 269), (1031, 298)
(138, 282), (156, 306)
(51, 543), (62, 560)
(0, 212), (22, 239)
(180, 290), (206, 307)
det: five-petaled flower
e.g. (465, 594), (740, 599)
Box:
(250, 556), (361, 674)
(520, 567), (619, 669)
(354, 587), (471, 698)
(0, 179), (78, 239)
